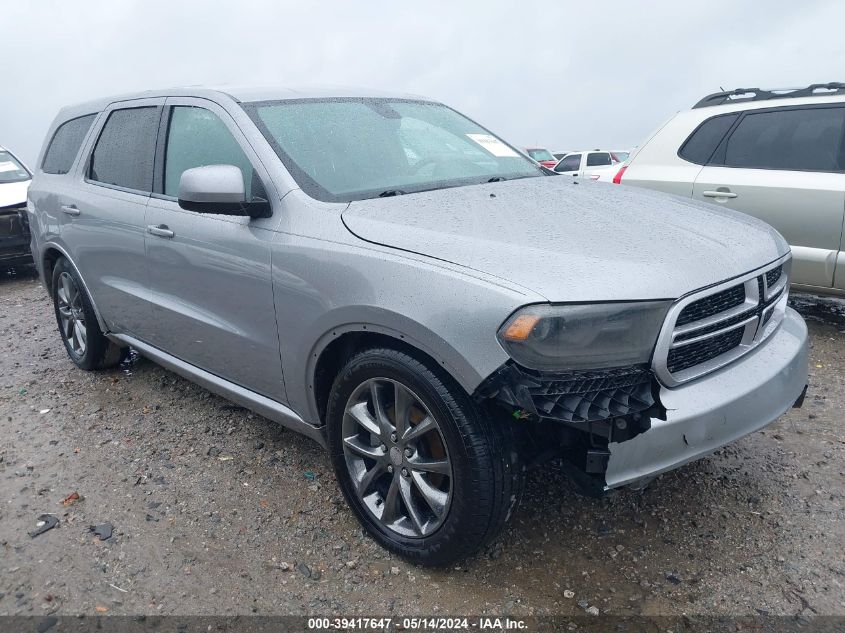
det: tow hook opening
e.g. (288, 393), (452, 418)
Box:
(475, 362), (666, 496)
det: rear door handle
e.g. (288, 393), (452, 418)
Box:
(147, 224), (175, 238)
(702, 190), (737, 199)
(61, 205), (81, 216)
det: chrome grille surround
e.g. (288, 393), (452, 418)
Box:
(652, 254), (791, 387)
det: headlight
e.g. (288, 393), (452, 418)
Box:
(497, 302), (671, 371)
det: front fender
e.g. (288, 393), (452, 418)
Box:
(301, 306), (489, 423)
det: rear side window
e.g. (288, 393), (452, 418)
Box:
(163, 106), (255, 198)
(723, 107), (845, 172)
(89, 107), (160, 192)
(678, 114), (738, 165)
(555, 154), (581, 172)
(41, 114), (97, 175)
(586, 152), (612, 167)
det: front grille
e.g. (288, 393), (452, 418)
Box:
(654, 258), (790, 384)
(676, 284), (745, 326)
(667, 328), (744, 373)
(674, 309), (751, 342)
(766, 265), (782, 289)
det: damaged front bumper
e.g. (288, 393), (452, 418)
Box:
(605, 307), (808, 488)
(476, 307), (809, 493)
(0, 203), (33, 267)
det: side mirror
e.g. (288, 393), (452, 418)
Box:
(177, 165), (271, 218)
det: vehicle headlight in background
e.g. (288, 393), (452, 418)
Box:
(497, 302), (671, 371)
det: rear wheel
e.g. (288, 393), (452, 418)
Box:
(51, 257), (127, 370)
(327, 347), (523, 566)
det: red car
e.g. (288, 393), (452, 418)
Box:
(524, 147), (557, 169)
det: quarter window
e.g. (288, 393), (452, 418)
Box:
(678, 114), (738, 165)
(163, 106), (256, 198)
(42, 114), (97, 175)
(89, 107), (159, 191)
(723, 107), (845, 172)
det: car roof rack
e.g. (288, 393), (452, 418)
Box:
(692, 82), (845, 109)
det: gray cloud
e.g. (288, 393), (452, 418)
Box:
(2, 0), (843, 165)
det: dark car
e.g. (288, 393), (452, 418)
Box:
(0, 146), (33, 269)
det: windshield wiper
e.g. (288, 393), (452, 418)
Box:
(487, 176), (507, 182)
(378, 189), (406, 197)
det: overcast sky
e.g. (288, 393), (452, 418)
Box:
(3, 0), (844, 165)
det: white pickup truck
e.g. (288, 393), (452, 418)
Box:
(553, 150), (623, 181)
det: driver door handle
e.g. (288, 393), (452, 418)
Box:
(147, 224), (175, 238)
(61, 204), (81, 217)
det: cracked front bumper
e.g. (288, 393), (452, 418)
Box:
(604, 307), (808, 489)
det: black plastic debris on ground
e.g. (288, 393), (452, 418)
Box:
(29, 514), (59, 538)
(89, 523), (113, 541)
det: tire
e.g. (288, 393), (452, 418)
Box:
(327, 347), (523, 566)
(51, 257), (127, 370)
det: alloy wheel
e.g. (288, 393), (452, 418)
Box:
(56, 271), (87, 357)
(341, 378), (452, 538)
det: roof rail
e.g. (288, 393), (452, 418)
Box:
(692, 82), (845, 109)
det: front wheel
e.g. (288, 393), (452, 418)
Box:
(327, 348), (523, 566)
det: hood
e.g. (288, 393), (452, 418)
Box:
(0, 180), (30, 208)
(341, 177), (789, 301)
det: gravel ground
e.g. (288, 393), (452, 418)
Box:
(1, 266), (844, 618)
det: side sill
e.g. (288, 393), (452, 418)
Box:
(109, 334), (327, 448)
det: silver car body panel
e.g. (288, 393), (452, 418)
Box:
(27, 86), (810, 487)
(143, 96), (287, 402)
(341, 178), (789, 302)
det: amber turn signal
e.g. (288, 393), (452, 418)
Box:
(501, 314), (541, 341)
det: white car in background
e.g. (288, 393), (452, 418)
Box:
(0, 146), (31, 207)
(553, 150), (620, 180)
(0, 145), (33, 269)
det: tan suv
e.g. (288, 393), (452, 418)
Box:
(615, 83), (845, 296)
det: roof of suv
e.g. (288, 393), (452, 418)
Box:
(57, 85), (431, 119)
(692, 82), (845, 109)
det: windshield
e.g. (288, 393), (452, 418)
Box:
(611, 151), (629, 163)
(244, 98), (543, 202)
(0, 151), (30, 184)
(526, 148), (554, 162)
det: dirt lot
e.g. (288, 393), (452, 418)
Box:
(1, 266), (844, 619)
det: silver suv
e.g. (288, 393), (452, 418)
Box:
(616, 83), (845, 296)
(28, 87), (809, 565)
